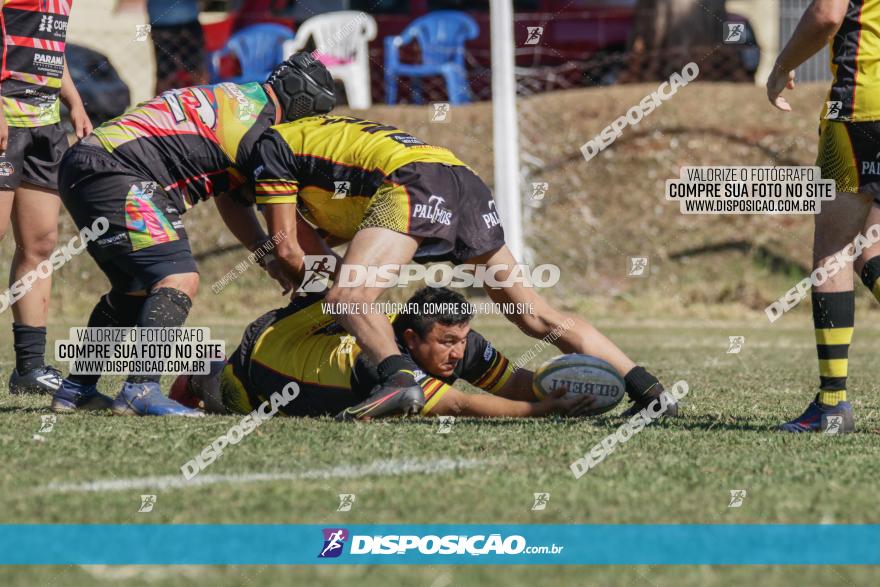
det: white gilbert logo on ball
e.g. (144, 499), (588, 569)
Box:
(532, 354), (625, 416)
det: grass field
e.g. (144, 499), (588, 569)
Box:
(2, 313), (880, 585)
(2, 79), (879, 585)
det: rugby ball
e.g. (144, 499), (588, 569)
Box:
(532, 354), (625, 415)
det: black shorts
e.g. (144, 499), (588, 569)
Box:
(59, 143), (196, 292)
(818, 120), (880, 201)
(0, 124), (68, 190)
(358, 162), (507, 263)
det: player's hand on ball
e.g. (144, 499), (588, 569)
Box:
(767, 65), (796, 112)
(544, 389), (596, 417)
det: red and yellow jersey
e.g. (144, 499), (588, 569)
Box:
(827, 0), (880, 121)
(92, 82), (275, 212)
(222, 295), (514, 417)
(0, 0), (71, 127)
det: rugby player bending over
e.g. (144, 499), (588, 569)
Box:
(51, 54), (336, 416)
(243, 115), (676, 420)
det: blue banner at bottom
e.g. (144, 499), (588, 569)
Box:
(1, 524), (878, 565)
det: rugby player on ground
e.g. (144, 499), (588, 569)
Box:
(242, 114), (676, 420)
(50, 53), (336, 416)
(768, 0), (867, 433)
(169, 287), (597, 420)
(1, 0), (92, 395)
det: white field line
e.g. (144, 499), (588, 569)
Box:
(44, 458), (488, 493)
(80, 565), (210, 582)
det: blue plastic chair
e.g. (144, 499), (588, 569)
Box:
(384, 11), (479, 105)
(209, 23), (295, 84)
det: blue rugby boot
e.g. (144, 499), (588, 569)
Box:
(778, 396), (854, 434)
(112, 381), (204, 417)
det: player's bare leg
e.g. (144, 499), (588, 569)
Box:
(7, 184), (62, 394)
(325, 227), (419, 362)
(467, 244), (675, 417)
(780, 192), (871, 433)
(854, 202), (880, 295)
(325, 227), (426, 420)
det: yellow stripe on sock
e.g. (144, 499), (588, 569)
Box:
(818, 390), (847, 406)
(814, 327), (854, 346)
(818, 358), (848, 378)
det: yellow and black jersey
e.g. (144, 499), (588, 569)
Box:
(827, 0), (880, 121)
(245, 115), (467, 239)
(220, 294), (515, 417)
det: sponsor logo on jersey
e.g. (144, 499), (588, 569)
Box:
(95, 233), (128, 247)
(482, 200), (501, 228)
(34, 53), (64, 66)
(862, 160), (880, 176)
(38, 15), (68, 35)
(223, 83), (257, 120)
(389, 133), (426, 146)
(412, 195), (453, 225)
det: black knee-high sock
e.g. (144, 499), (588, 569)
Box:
(812, 291), (854, 407)
(12, 323), (47, 374)
(126, 288), (192, 385)
(624, 366), (661, 400)
(860, 255), (880, 302)
(69, 292), (146, 386)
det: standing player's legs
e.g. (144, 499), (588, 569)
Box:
(51, 145), (202, 415)
(325, 227), (420, 362)
(324, 226), (427, 414)
(779, 192), (870, 433)
(52, 244), (200, 416)
(780, 120), (879, 433)
(449, 165), (673, 416)
(9, 185), (60, 373)
(3, 123), (69, 395)
(470, 245), (634, 371)
(54, 244), (202, 416)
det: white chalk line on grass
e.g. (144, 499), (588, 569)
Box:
(44, 458), (489, 493)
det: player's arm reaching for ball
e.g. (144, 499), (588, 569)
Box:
(421, 378), (594, 418)
(248, 128), (307, 287)
(422, 329), (593, 416)
(214, 191), (292, 293)
(469, 245), (674, 419)
(214, 191), (271, 253)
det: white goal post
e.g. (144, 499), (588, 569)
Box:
(490, 0), (525, 262)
